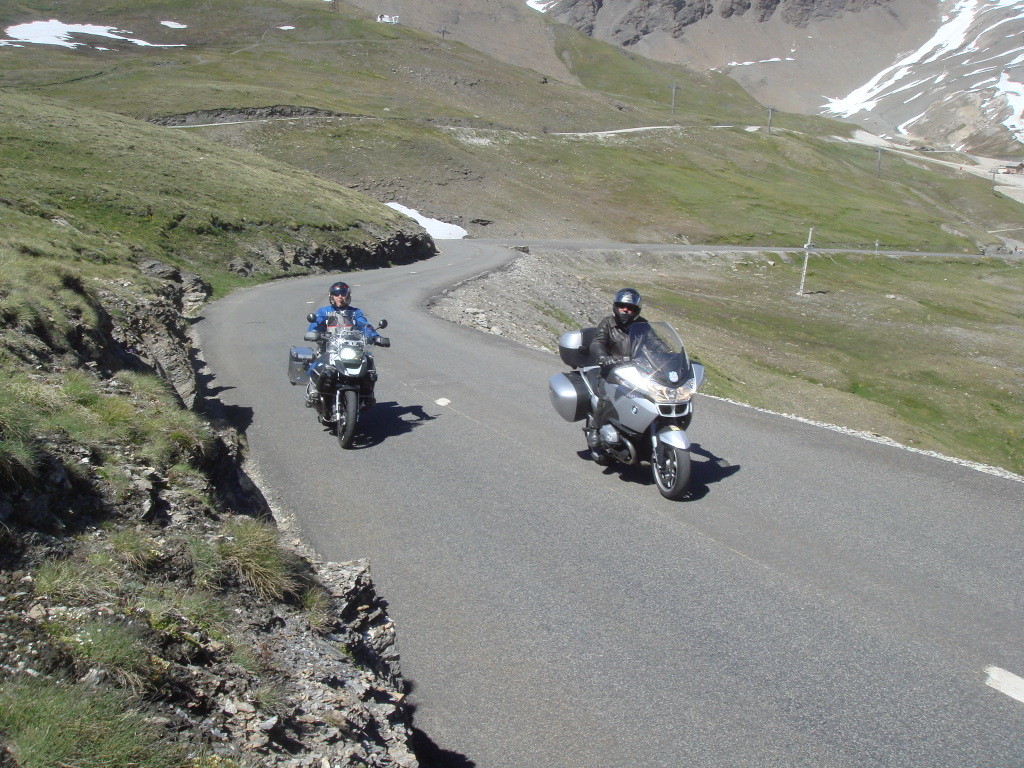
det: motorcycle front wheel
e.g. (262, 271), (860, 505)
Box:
(335, 389), (358, 448)
(652, 442), (691, 500)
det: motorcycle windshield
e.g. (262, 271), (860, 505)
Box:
(326, 310), (364, 342)
(627, 322), (692, 385)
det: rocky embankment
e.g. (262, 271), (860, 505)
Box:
(0, 246), (426, 766)
(429, 248), (607, 352)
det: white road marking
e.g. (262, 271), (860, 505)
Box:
(436, 398), (451, 407)
(985, 666), (1024, 703)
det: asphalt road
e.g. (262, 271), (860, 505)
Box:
(196, 239), (1024, 768)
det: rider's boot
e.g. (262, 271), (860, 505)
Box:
(584, 414), (601, 448)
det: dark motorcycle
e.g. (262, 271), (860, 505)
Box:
(288, 309), (390, 448)
(549, 321), (705, 500)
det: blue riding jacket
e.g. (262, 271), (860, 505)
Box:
(307, 305), (380, 341)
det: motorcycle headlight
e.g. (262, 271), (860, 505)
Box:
(618, 367), (694, 403)
(647, 382), (694, 403)
(339, 347), (359, 361)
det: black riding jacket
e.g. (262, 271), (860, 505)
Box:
(589, 313), (647, 361)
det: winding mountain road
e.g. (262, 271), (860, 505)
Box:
(196, 239), (1023, 768)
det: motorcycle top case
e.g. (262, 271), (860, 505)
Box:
(549, 371), (591, 422)
(288, 346), (315, 385)
(558, 328), (597, 369)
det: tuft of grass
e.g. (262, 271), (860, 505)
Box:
(110, 527), (162, 571)
(33, 558), (118, 603)
(187, 536), (227, 591)
(49, 618), (154, 690)
(216, 518), (299, 601)
(140, 585), (231, 644)
(252, 683), (290, 718)
(300, 584), (335, 634)
(0, 677), (184, 768)
(0, 388), (38, 486)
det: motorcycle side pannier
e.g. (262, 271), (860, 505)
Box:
(288, 346), (315, 385)
(549, 371), (591, 422)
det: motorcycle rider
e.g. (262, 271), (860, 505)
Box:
(586, 288), (646, 444)
(305, 281), (384, 408)
(307, 281), (381, 341)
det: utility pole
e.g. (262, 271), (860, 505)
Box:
(992, 168), (998, 190)
(671, 84), (678, 119)
(766, 107), (775, 135)
(876, 146), (883, 178)
(437, 26), (449, 39)
(798, 227), (814, 296)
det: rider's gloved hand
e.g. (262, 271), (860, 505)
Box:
(375, 336), (391, 347)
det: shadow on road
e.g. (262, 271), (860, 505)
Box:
(346, 400), (439, 449)
(403, 679), (477, 768)
(575, 441), (739, 501)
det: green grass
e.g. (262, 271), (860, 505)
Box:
(50, 617), (155, 689)
(224, 115), (1021, 248)
(0, 366), (212, 489)
(0, 91), (412, 287)
(216, 517), (300, 600)
(3, 0), (1021, 251)
(0, 678), (186, 768)
(33, 557), (120, 603)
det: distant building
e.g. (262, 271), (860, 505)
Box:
(999, 162), (1024, 174)
(376, 14), (399, 24)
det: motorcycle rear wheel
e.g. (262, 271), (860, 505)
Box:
(335, 389), (358, 448)
(652, 443), (691, 500)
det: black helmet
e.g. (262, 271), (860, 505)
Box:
(329, 281), (351, 298)
(613, 288), (641, 326)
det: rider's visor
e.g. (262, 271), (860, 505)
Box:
(330, 285), (351, 297)
(614, 303), (637, 312)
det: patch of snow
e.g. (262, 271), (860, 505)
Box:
(526, 0), (559, 11)
(1, 19), (186, 48)
(160, 21), (187, 29)
(385, 203), (468, 240)
(995, 71), (1024, 138)
(444, 127), (495, 146)
(725, 57), (795, 67)
(279, 25), (295, 30)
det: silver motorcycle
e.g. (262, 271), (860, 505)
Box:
(288, 309), (389, 448)
(549, 321), (704, 500)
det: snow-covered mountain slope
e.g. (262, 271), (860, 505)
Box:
(823, 0), (1024, 154)
(542, 0), (1024, 156)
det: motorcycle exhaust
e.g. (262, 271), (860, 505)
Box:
(604, 434), (638, 465)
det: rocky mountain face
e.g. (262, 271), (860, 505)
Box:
(543, 0), (1024, 156)
(547, 0), (888, 43)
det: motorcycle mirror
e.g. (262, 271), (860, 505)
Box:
(378, 318), (388, 330)
(691, 362), (705, 389)
(306, 312), (316, 323)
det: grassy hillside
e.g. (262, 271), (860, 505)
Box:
(8, 0), (1022, 250)
(0, 90), (419, 290)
